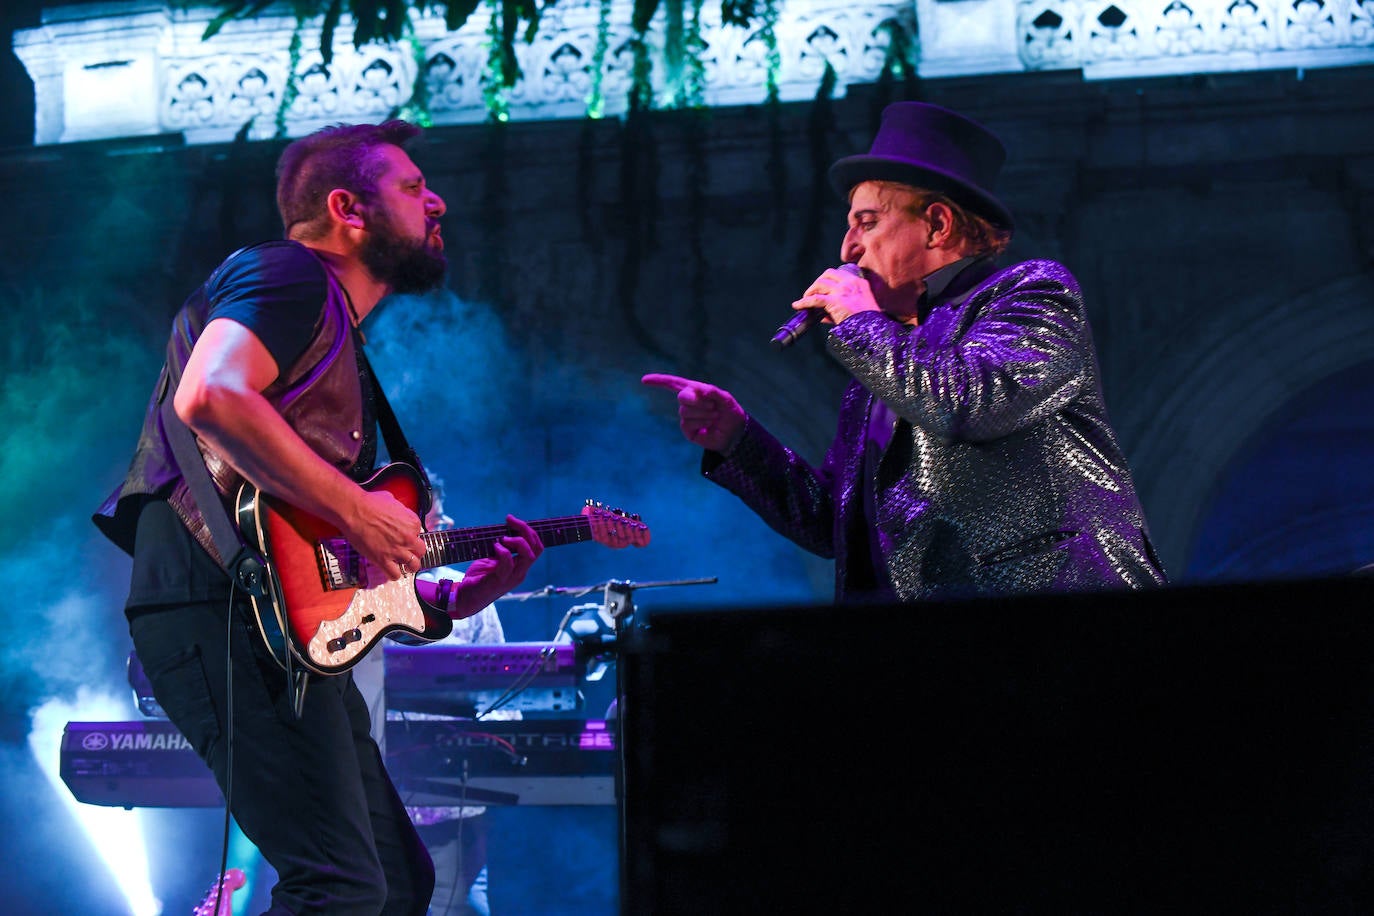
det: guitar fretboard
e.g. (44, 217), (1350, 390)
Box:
(421, 516), (592, 567)
(315, 505), (644, 591)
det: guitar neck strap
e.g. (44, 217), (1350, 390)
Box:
(158, 391), (270, 598)
(358, 345), (430, 495)
(327, 260), (427, 492)
(160, 382), (310, 716)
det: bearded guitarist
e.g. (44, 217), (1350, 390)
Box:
(93, 121), (556, 916)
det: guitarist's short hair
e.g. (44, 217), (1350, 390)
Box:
(276, 119), (424, 241)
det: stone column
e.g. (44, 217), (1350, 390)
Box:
(13, 3), (171, 144)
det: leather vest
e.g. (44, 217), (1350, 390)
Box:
(93, 241), (364, 566)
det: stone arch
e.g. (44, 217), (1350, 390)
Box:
(1124, 271), (1374, 579)
(1185, 375), (1374, 578)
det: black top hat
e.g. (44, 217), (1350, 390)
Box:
(828, 102), (1014, 231)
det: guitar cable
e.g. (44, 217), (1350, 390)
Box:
(209, 578), (239, 916)
(436, 759), (469, 916)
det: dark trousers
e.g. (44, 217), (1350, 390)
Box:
(130, 597), (434, 915)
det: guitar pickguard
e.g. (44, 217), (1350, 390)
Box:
(304, 574), (434, 668)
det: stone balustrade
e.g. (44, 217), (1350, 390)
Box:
(11, 0), (1373, 145)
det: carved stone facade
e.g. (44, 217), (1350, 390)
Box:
(1019, 0), (1374, 77)
(12, 0), (1374, 145)
(14, 0), (917, 144)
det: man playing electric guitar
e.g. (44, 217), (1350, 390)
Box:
(236, 460), (649, 677)
(93, 121), (583, 915)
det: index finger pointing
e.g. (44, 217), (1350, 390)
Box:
(641, 373), (692, 393)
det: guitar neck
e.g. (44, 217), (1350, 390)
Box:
(422, 516), (592, 568)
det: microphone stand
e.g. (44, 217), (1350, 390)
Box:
(501, 576), (718, 652)
(503, 576), (717, 609)
(601, 576), (719, 622)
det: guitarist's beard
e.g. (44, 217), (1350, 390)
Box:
(360, 214), (448, 294)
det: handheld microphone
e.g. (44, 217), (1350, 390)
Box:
(770, 263), (863, 350)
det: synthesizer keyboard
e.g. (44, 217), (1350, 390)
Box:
(61, 717), (616, 808)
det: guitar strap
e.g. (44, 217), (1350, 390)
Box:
(159, 383), (312, 718)
(158, 391), (270, 599)
(357, 345), (430, 497)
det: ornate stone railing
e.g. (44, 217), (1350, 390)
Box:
(1017, 0), (1374, 78)
(11, 0), (1373, 145)
(12, 0), (916, 144)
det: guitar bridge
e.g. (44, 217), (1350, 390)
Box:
(317, 538), (360, 590)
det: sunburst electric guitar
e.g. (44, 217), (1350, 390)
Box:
(235, 461), (650, 676)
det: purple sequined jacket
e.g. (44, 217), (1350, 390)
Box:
(704, 258), (1167, 603)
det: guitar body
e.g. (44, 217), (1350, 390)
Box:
(236, 460), (651, 677)
(237, 462), (452, 677)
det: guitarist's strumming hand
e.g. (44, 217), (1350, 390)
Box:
(347, 485), (429, 587)
(440, 514), (545, 618)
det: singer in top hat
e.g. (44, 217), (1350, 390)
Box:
(644, 101), (1167, 603)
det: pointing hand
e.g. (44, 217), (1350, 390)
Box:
(642, 373), (747, 455)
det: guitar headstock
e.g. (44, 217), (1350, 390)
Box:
(193, 867), (246, 916)
(582, 501), (651, 549)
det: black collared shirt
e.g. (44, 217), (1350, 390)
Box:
(916, 254), (995, 324)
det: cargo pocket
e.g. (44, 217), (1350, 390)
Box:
(140, 645), (222, 761)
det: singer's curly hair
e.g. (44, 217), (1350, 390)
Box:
(863, 181), (1012, 257)
(275, 119), (423, 240)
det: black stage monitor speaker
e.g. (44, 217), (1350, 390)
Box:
(617, 576), (1374, 914)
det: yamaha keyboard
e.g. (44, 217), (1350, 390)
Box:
(62, 717), (617, 808)
(61, 719), (225, 808)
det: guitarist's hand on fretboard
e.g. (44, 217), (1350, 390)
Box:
(442, 514), (545, 618)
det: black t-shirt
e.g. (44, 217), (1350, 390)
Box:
(126, 241), (376, 612)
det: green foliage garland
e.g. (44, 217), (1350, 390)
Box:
(277, 19), (305, 137)
(482, 0), (511, 120)
(585, 0), (614, 118)
(193, 0), (783, 122)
